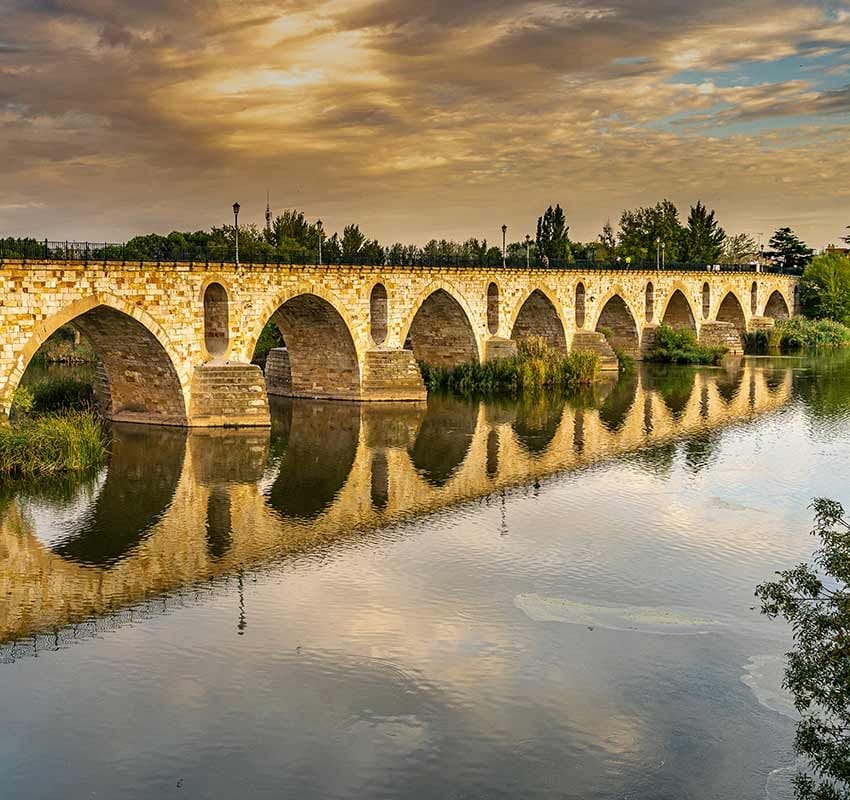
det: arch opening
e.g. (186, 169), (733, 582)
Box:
(370, 284), (388, 345)
(575, 283), (586, 329)
(716, 292), (747, 338)
(702, 283), (711, 320)
(645, 282), (655, 323)
(203, 282), (229, 357)
(751, 281), (758, 315)
(595, 295), (640, 358)
(764, 290), (790, 319)
(265, 294), (361, 400)
(662, 290), (697, 334)
(13, 304), (188, 425)
(512, 290), (567, 352)
(406, 289), (479, 368)
(487, 282), (500, 335)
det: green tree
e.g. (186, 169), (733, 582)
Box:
(721, 233), (759, 265)
(769, 227), (813, 274)
(800, 252), (850, 325)
(341, 224), (366, 263)
(617, 199), (684, 263)
(598, 219), (617, 263)
(536, 204), (571, 262)
(841, 226), (850, 246)
(680, 201), (726, 263)
(756, 498), (850, 800)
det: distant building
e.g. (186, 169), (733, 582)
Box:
(825, 244), (850, 257)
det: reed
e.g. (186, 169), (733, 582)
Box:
(0, 411), (108, 477)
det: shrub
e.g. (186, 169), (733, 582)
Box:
(800, 252), (850, 324)
(774, 317), (850, 351)
(28, 376), (96, 413)
(420, 336), (600, 395)
(646, 324), (726, 365)
(0, 411), (108, 476)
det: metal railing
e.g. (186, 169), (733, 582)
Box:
(0, 238), (799, 274)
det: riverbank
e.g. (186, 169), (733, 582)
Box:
(746, 317), (850, 353)
(0, 411), (107, 477)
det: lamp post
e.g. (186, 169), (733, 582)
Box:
(232, 202), (240, 266)
(501, 224), (507, 268)
(661, 241), (666, 269)
(317, 219), (323, 265)
(525, 234), (531, 268)
(656, 236), (661, 270)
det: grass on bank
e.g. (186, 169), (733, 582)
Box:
(645, 324), (726, 365)
(0, 411), (108, 477)
(14, 376), (96, 415)
(420, 336), (600, 395)
(745, 316), (850, 354)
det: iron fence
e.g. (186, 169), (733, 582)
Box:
(0, 238), (799, 274)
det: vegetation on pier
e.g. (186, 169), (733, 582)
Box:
(420, 337), (600, 395)
(645, 324), (726, 365)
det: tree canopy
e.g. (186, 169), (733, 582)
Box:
(617, 199), (684, 263)
(801, 252), (850, 325)
(680, 201), (726, 263)
(770, 227), (813, 274)
(536, 204), (572, 262)
(756, 499), (850, 800)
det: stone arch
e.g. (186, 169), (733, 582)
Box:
(203, 282), (230, 357)
(405, 288), (479, 368)
(662, 289), (697, 333)
(370, 283), (388, 345)
(764, 290), (790, 319)
(793, 285), (801, 315)
(716, 292), (747, 337)
(575, 282), (587, 329)
(645, 282), (655, 323)
(702, 283), (711, 320)
(595, 293), (640, 358)
(510, 288), (567, 352)
(4, 294), (189, 425)
(263, 293), (361, 400)
(487, 282), (500, 335)
(751, 281), (758, 315)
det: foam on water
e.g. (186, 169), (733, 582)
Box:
(514, 594), (722, 634)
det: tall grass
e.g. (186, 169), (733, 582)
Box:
(745, 317), (850, 353)
(420, 336), (600, 395)
(646, 324), (726, 365)
(0, 411), (108, 476)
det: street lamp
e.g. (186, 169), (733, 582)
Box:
(525, 234), (531, 268)
(501, 224), (507, 268)
(317, 219), (323, 265)
(232, 202), (240, 266)
(661, 241), (666, 269)
(656, 236), (661, 270)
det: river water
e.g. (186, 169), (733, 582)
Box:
(2, 354), (849, 800)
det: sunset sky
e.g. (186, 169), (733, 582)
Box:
(1, 0), (849, 248)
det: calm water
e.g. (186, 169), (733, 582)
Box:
(3, 355), (850, 800)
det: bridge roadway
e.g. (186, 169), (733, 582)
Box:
(0, 359), (793, 649)
(0, 260), (797, 426)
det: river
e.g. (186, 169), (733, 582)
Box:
(2, 354), (849, 799)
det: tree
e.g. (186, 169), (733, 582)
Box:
(721, 233), (759, 265)
(341, 224), (366, 263)
(756, 499), (850, 800)
(842, 226), (850, 246)
(617, 199), (684, 263)
(800, 252), (850, 325)
(598, 219), (617, 263)
(769, 227), (813, 274)
(680, 201), (726, 263)
(536, 204), (571, 262)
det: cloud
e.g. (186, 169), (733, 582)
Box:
(0, 0), (848, 246)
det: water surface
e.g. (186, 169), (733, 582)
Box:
(2, 355), (850, 800)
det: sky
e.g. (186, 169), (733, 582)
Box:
(1, 0), (849, 248)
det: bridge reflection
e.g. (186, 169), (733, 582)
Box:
(0, 361), (794, 647)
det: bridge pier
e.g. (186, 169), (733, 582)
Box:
(699, 321), (744, 355)
(188, 364), (271, 427)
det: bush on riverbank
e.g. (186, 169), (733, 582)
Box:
(645, 324), (726, 365)
(0, 411), (108, 477)
(745, 317), (850, 353)
(30, 376), (95, 413)
(420, 336), (600, 395)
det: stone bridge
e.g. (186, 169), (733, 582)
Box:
(0, 260), (798, 426)
(0, 359), (793, 648)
